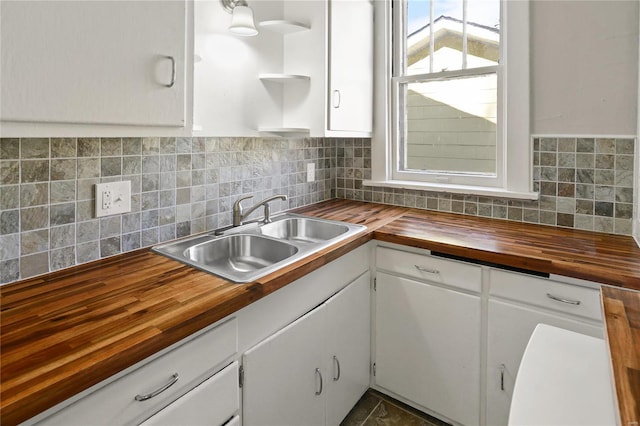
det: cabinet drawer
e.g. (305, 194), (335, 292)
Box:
(376, 246), (482, 293)
(140, 361), (239, 426)
(490, 270), (602, 321)
(40, 318), (238, 425)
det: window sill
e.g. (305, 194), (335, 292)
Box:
(362, 179), (539, 200)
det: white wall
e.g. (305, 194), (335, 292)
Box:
(531, 0), (638, 136)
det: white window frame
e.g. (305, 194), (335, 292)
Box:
(366, 0), (537, 200)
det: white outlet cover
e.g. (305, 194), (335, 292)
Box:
(95, 181), (131, 218)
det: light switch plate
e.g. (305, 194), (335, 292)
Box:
(95, 181), (131, 217)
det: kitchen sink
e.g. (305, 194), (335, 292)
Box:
(185, 234), (299, 274)
(153, 213), (366, 283)
(259, 217), (350, 244)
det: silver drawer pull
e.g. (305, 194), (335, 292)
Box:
(164, 55), (176, 88)
(315, 368), (323, 395)
(546, 293), (581, 306)
(415, 265), (440, 275)
(134, 373), (179, 401)
(333, 355), (341, 381)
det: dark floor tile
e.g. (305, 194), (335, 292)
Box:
(340, 391), (381, 426)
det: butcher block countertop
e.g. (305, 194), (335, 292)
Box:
(1, 199), (639, 425)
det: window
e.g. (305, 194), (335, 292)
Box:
(367, 0), (535, 199)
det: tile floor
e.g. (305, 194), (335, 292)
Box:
(340, 389), (450, 426)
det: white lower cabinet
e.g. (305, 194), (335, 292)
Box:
(486, 269), (603, 426)
(374, 271), (481, 425)
(140, 362), (239, 426)
(242, 272), (371, 426)
(35, 318), (238, 426)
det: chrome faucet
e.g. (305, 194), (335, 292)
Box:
(232, 194), (288, 226)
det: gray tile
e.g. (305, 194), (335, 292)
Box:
(21, 138), (49, 158)
(100, 236), (121, 257)
(51, 138), (77, 158)
(557, 138), (576, 153)
(100, 216), (121, 239)
(614, 170), (633, 187)
(50, 202), (76, 226)
(123, 138), (143, 155)
(576, 138), (595, 153)
(76, 200), (94, 222)
(51, 180), (76, 203)
(142, 137), (160, 154)
(595, 154), (614, 170)
(122, 212), (141, 233)
(0, 138), (20, 159)
(77, 158), (100, 178)
(615, 203), (633, 219)
(101, 157), (122, 177)
(78, 138), (100, 157)
(77, 241), (100, 263)
(123, 156), (142, 175)
(595, 138), (616, 154)
(1, 210), (19, 234)
(593, 216), (614, 233)
(21, 229), (49, 255)
(0, 258), (20, 284)
(142, 174), (159, 193)
(50, 246), (75, 271)
(21, 206), (49, 231)
(77, 220), (99, 243)
(1, 161), (20, 185)
(50, 224), (76, 249)
(51, 159), (77, 180)
(615, 138), (634, 155)
(594, 201), (614, 217)
(21, 160), (50, 183)
(101, 138), (122, 156)
(615, 187), (634, 203)
(20, 252), (49, 278)
(0, 185), (19, 210)
(160, 137), (176, 154)
(122, 232), (141, 251)
(615, 155), (634, 171)
(21, 182), (49, 207)
(77, 178), (98, 201)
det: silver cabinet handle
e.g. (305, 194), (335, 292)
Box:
(315, 368), (323, 395)
(500, 364), (505, 391)
(546, 293), (581, 305)
(164, 55), (176, 88)
(332, 355), (341, 381)
(134, 373), (179, 401)
(332, 90), (341, 108)
(414, 265), (440, 275)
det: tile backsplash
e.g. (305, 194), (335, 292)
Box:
(0, 137), (334, 284)
(336, 137), (635, 235)
(0, 136), (636, 284)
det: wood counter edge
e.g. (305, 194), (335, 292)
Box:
(601, 286), (640, 426)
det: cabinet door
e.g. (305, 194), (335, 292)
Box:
(375, 272), (481, 425)
(242, 305), (326, 426)
(140, 362), (239, 426)
(1, 0), (185, 127)
(486, 299), (603, 426)
(328, 0), (373, 133)
(326, 273), (371, 426)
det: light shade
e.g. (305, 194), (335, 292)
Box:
(229, 5), (258, 36)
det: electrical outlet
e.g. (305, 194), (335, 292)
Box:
(95, 181), (131, 217)
(306, 163), (315, 182)
(102, 190), (112, 210)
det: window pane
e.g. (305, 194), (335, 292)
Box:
(401, 73), (497, 174)
(406, 0), (500, 75)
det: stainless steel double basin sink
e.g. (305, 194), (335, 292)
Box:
(153, 213), (366, 283)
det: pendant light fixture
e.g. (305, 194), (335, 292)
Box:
(220, 0), (258, 37)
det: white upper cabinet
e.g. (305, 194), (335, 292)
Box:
(327, 0), (373, 134)
(195, 0), (374, 137)
(0, 1), (186, 128)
